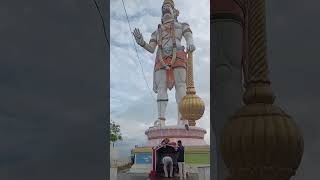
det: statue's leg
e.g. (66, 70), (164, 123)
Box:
(155, 69), (168, 126)
(173, 67), (187, 126)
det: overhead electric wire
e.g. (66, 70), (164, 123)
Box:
(92, 0), (157, 120)
(92, 0), (110, 46)
(121, 0), (156, 101)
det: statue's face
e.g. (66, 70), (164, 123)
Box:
(162, 4), (174, 21)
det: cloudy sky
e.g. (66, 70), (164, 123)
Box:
(110, 0), (210, 156)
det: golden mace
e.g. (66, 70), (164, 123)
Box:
(179, 52), (205, 126)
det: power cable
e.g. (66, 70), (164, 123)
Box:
(121, 0), (156, 101)
(92, 0), (110, 46)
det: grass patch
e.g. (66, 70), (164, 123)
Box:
(185, 153), (210, 164)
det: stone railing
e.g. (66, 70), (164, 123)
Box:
(110, 157), (132, 180)
(111, 156), (132, 168)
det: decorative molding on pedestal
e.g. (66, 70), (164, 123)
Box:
(144, 125), (208, 147)
(146, 126), (206, 139)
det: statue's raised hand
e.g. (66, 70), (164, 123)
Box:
(133, 28), (145, 47)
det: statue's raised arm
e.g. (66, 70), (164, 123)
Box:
(133, 28), (157, 53)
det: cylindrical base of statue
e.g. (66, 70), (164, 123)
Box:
(145, 125), (208, 147)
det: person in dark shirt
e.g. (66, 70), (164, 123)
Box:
(160, 138), (174, 178)
(130, 149), (134, 164)
(176, 140), (186, 180)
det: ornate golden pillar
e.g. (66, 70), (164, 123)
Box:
(220, 0), (304, 179)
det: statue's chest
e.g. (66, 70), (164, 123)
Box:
(159, 23), (183, 40)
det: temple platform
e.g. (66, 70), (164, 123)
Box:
(130, 125), (210, 174)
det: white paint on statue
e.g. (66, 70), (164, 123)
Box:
(133, 0), (195, 127)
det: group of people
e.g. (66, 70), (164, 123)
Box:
(159, 138), (187, 179)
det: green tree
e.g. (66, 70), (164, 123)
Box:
(110, 120), (122, 147)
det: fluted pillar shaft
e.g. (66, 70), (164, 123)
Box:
(212, 0), (245, 179)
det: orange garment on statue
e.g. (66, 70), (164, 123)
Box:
(154, 50), (187, 90)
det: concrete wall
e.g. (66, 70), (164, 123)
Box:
(114, 157), (131, 167)
(198, 166), (210, 180)
(110, 167), (117, 180)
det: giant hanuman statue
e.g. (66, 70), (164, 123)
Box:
(133, 0), (195, 128)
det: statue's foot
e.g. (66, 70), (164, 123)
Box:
(154, 120), (160, 127)
(159, 117), (166, 127)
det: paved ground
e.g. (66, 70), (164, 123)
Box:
(117, 168), (199, 180)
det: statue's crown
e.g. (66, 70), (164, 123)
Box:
(163, 0), (174, 7)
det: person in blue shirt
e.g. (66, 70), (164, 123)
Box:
(176, 140), (186, 180)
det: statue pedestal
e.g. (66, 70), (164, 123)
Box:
(145, 125), (208, 147)
(130, 125), (210, 174)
